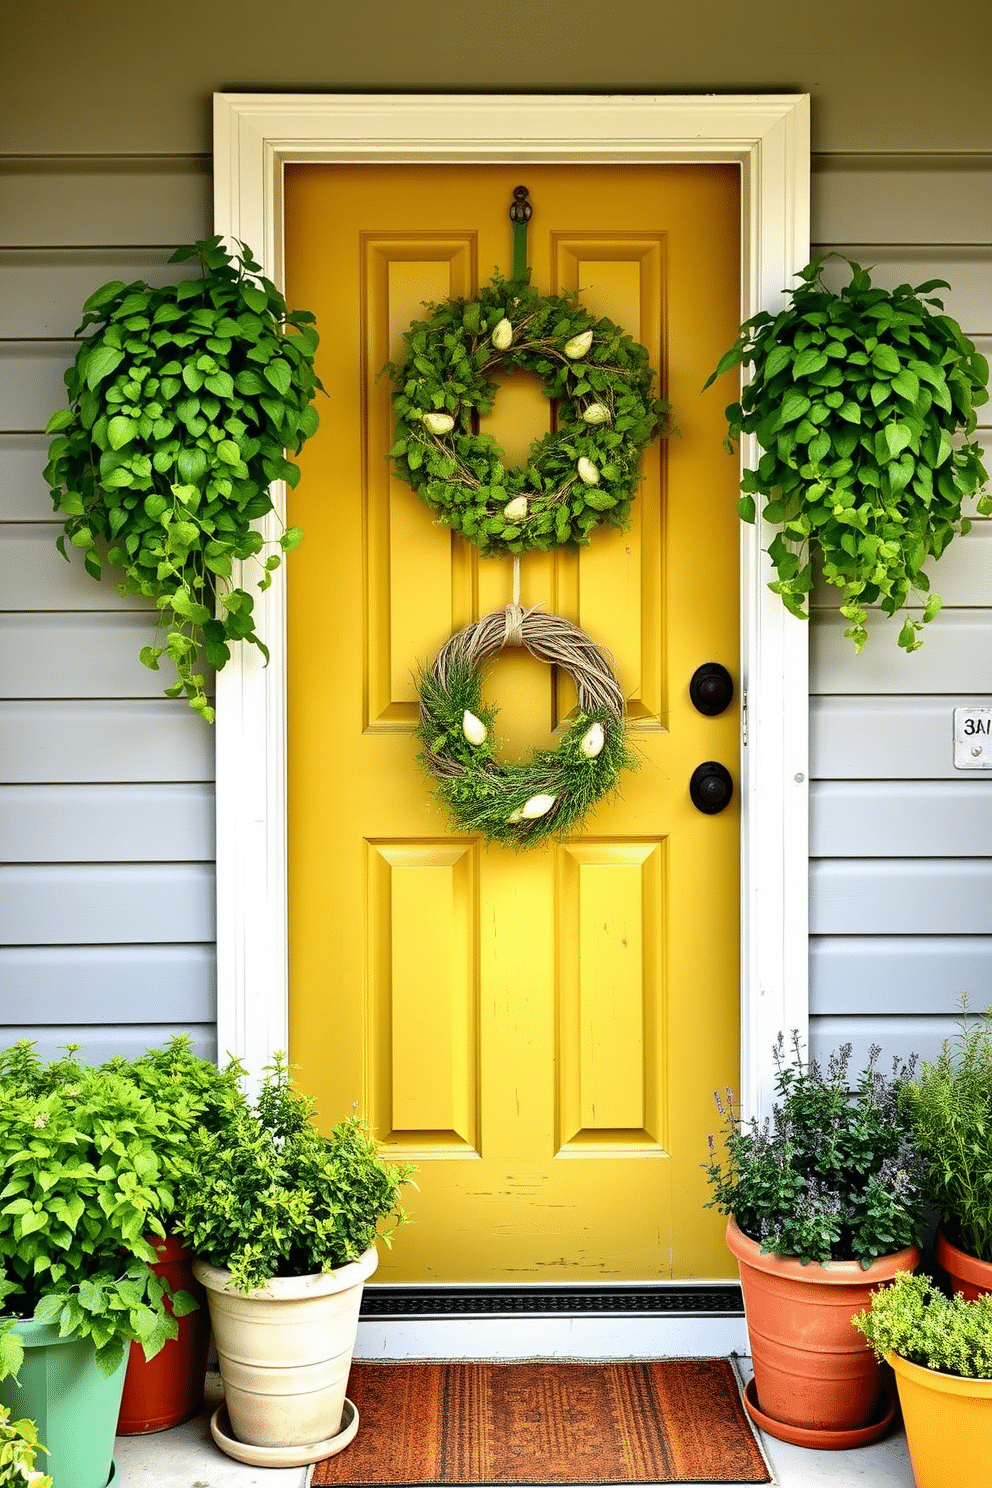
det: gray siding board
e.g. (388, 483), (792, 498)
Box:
(810, 936), (992, 1015)
(811, 696), (992, 780)
(0, 250), (198, 339)
(811, 610), (992, 694)
(811, 781), (992, 857)
(809, 1014), (960, 1072)
(2, 524), (151, 612)
(0, 614), (202, 699)
(0, 944), (215, 1022)
(0, 437), (56, 521)
(0, 344), (73, 432)
(0, 864), (215, 944)
(0, 701), (213, 783)
(811, 860), (992, 935)
(2, 1025), (218, 1064)
(0, 158), (212, 248)
(0, 784), (215, 862)
(811, 157), (992, 246)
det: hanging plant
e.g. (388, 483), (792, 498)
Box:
(386, 273), (671, 556)
(43, 236), (323, 720)
(417, 606), (637, 848)
(706, 256), (990, 651)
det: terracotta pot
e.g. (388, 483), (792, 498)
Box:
(890, 1350), (992, 1488)
(935, 1224), (992, 1301)
(726, 1217), (920, 1435)
(193, 1245), (377, 1460)
(117, 1233), (210, 1434)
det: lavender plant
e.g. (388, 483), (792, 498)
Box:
(705, 1033), (923, 1267)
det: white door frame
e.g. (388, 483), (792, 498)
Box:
(212, 93), (810, 1123)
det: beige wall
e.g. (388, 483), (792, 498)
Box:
(2, 2), (991, 1066)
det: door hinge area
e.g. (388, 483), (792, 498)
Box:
(741, 689), (748, 746)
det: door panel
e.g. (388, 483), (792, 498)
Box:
(284, 163), (740, 1282)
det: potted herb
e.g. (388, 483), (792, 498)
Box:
(706, 256), (989, 652)
(102, 1036), (249, 1434)
(0, 1407), (51, 1488)
(901, 1003), (992, 1300)
(43, 236), (322, 720)
(180, 1055), (415, 1468)
(855, 1271), (992, 1488)
(0, 1045), (183, 1488)
(705, 1035), (922, 1447)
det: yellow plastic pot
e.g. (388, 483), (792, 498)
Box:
(889, 1351), (992, 1488)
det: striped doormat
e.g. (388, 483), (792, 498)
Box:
(310, 1360), (771, 1484)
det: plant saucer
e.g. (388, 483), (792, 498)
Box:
(209, 1396), (359, 1467)
(743, 1377), (897, 1450)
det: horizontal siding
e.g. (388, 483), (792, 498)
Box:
(0, 864), (215, 944)
(0, 700), (213, 783)
(0, 157), (212, 247)
(810, 157), (992, 246)
(0, 614), (204, 699)
(809, 1015), (960, 1073)
(0, 249), (198, 339)
(811, 696), (992, 780)
(0, 784), (214, 862)
(3, 524), (150, 611)
(811, 610), (992, 694)
(811, 937), (992, 1015)
(811, 860), (992, 935)
(3, 1026), (218, 1064)
(1, 343), (72, 431)
(0, 436), (55, 520)
(0, 945), (214, 1021)
(811, 781), (992, 857)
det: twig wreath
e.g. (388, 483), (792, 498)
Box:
(386, 273), (672, 556)
(416, 604), (636, 847)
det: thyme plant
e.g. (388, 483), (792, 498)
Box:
(705, 1033), (923, 1266)
(856, 1270), (992, 1378)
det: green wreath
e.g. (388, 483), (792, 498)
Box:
(387, 275), (672, 556)
(417, 606), (637, 847)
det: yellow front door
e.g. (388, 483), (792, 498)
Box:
(284, 163), (740, 1283)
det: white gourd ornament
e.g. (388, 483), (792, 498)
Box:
(582, 403), (610, 425)
(577, 456), (600, 486)
(492, 317), (513, 350)
(462, 710), (487, 746)
(563, 329), (593, 360)
(520, 793), (556, 819)
(503, 496), (529, 522)
(421, 412), (454, 435)
(580, 721), (605, 758)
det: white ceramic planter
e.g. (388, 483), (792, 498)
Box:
(193, 1246), (378, 1452)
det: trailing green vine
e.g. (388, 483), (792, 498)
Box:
(707, 256), (990, 651)
(43, 237), (322, 719)
(387, 273), (671, 555)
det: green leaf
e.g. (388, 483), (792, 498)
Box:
(107, 416), (137, 451)
(234, 369), (266, 396)
(280, 526), (305, 552)
(85, 346), (125, 390)
(871, 344), (901, 376)
(216, 440), (241, 467)
(242, 284), (268, 314)
(45, 408), (75, 435)
(263, 359), (292, 396)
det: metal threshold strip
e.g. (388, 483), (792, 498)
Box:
(360, 1284), (744, 1319)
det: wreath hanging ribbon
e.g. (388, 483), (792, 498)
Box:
(386, 273), (672, 556)
(416, 604), (636, 847)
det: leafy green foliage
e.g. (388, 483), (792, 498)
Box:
(901, 1002), (992, 1263)
(0, 1047), (183, 1378)
(855, 1270), (992, 1378)
(387, 273), (671, 554)
(705, 1033), (923, 1266)
(417, 653), (636, 847)
(176, 1054), (415, 1293)
(0, 1405), (52, 1488)
(43, 237), (321, 719)
(706, 257), (990, 651)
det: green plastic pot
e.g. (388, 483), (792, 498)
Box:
(0, 1319), (125, 1488)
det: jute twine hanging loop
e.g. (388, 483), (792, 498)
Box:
(416, 606), (635, 848)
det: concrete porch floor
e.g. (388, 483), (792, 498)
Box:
(111, 1362), (917, 1488)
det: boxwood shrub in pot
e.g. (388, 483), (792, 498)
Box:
(705, 1035), (923, 1445)
(855, 1271), (992, 1488)
(180, 1054), (415, 1465)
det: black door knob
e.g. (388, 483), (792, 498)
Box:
(689, 761), (734, 814)
(689, 662), (734, 716)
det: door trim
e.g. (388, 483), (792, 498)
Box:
(212, 93), (810, 1121)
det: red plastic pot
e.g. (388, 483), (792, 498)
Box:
(726, 1217), (920, 1441)
(116, 1233), (210, 1435)
(936, 1224), (992, 1301)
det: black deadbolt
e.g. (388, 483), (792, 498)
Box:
(689, 662), (734, 717)
(689, 761), (734, 815)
